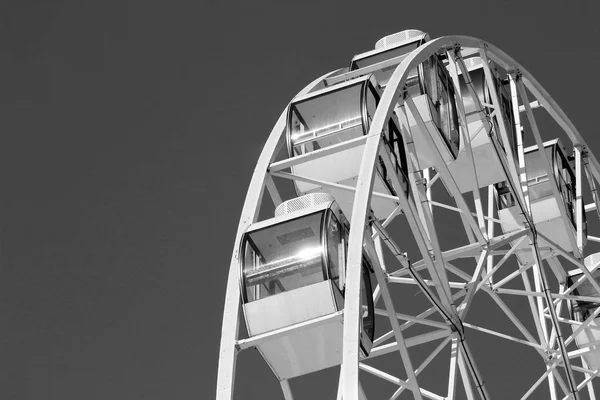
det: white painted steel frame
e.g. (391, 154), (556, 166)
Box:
(217, 34), (600, 400)
(216, 71), (337, 399)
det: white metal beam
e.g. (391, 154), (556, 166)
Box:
(216, 70), (336, 399)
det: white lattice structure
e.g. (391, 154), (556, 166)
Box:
(217, 30), (600, 399)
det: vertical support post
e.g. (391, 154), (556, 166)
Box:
(519, 267), (548, 348)
(546, 365), (558, 400)
(478, 50), (527, 215)
(456, 347), (476, 400)
(458, 340), (491, 400)
(280, 380), (294, 400)
(265, 174), (283, 207)
(397, 103), (431, 241)
(487, 186), (495, 282)
(447, 337), (459, 400)
(342, 133), (383, 400)
(337, 368), (344, 400)
(548, 284), (566, 348)
(446, 49), (487, 237)
(531, 262), (559, 398)
(574, 146), (584, 252)
(530, 240), (580, 400)
(457, 251), (488, 318)
(581, 358), (597, 400)
(424, 167), (433, 214)
(583, 155), (600, 220)
(532, 262), (551, 341)
(509, 71), (530, 213)
(372, 235), (386, 304)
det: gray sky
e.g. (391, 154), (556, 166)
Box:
(1, 0), (600, 399)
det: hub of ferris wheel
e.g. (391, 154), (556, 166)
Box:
(217, 29), (600, 400)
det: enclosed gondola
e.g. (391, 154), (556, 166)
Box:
(447, 56), (519, 193)
(497, 139), (586, 264)
(240, 193), (375, 380)
(349, 30), (460, 170)
(287, 75), (408, 220)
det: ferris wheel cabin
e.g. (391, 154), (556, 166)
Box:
(287, 75), (408, 220)
(447, 56), (519, 193)
(567, 253), (600, 371)
(496, 139), (586, 265)
(349, 30), (460, 171)
(240, 193), (375, 380)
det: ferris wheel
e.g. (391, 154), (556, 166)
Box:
(216, 30), (600, 399)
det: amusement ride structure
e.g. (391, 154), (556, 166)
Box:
(217, 30), (600, 399)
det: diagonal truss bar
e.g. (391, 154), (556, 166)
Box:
(476, 236), (526, 292)
(390, 337), (453, 400)
(529, 239), (580, 399)
(457, 251), (488, 318)
(405, 96), (487, 245)
(359, 364), (444, 400)
(493, 262), (534, 289)
(538, 232), (600, 296)
(363, 233), (423, 398)
(519, 266), (550, 349)
(521, 363), (560, 400)
(280, 380), (294, 400)
(483, 286), (546, 358)
(378, 141), (460, 327)
(371, 219), (459, 325)
(456, 345), (477, 400)
(462, 321), (549, 352)
(372, 308), (450, 331)
(368, 329), (451, 358)
(446, 48), (487, 236)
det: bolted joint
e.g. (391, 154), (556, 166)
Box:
(414, 177), (427, 188)
(543, 352), (556, 365)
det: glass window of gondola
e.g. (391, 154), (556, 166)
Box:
(421, 56), (460, 158)
(241, 211), (328, 303)
(457, 60), (518, 159)
(568, 271), (600, 321)
(360, 263), (375, 344)
(524, 144), (577, 225)
(380, 119), (409, 196)
(555, 148), (577, 224)
(498, 80), (518, 159)
(482, 74), (519, 159)
(361, 80), (409, 195)
(458, 65), (486, 115)
(288, 82), (367, 157)
(325, 211), (344, 291)
(524, 145), (555, 201)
